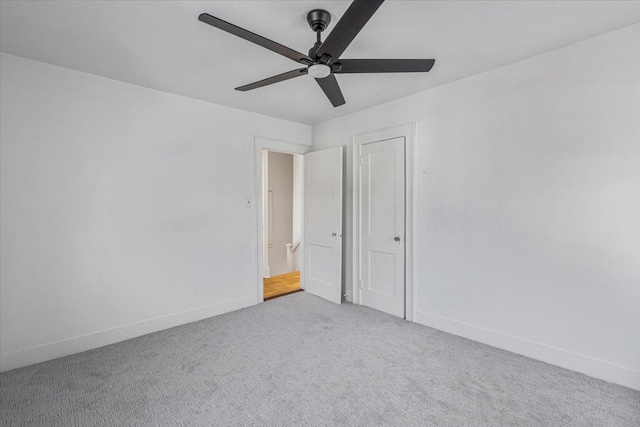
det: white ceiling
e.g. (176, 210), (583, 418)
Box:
(2, 1), (640, 125)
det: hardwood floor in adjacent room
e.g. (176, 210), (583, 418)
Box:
(264, 271), (301, 300)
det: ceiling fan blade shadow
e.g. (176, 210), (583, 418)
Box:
(335, 59), (435, 73)
(199, 13), (313, 65)
(315, 74), (346, 107)
(315, 0), (385, 61)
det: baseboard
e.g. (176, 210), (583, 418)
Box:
(0, 295), (256, 372)
(414, 311), (640, 391)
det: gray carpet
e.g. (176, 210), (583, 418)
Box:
(1, 292), (638, 426)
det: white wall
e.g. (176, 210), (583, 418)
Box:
(312, 24), (640, 389)
(267, 151), (294, 276)
(292, 154), (303, 271)
(0, 53), (311, 371)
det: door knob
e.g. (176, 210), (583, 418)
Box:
(394, 236), (401, 242)
(332, 233), (337, 237)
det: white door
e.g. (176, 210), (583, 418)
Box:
(360, 137), (405, 317)
(303, 147), (343, 304)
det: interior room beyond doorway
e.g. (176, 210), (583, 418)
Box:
(262, 150), (304, 300)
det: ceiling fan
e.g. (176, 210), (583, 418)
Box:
(198, 0), (435, 107)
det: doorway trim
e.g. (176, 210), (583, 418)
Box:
(352, 123), (416, 321)
(255, 136), (310, 304)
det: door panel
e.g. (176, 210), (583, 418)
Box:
(304, 147), (343, 304)
(360, 137), (405, 317)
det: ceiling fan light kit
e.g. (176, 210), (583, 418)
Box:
(198, 0), (435, 107)
(308, 64), (331, 79)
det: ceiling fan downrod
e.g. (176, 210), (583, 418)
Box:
(307, 9), (331, 59)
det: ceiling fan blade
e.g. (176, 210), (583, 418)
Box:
(314, 0), (385, 61)
(235, 68), (308, 91)
(335, 59), (435, 73)
(199, 13), (313, 65)
(315, 74), (346, 107)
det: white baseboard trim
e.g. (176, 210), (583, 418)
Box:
(414, 310), (640, 391)
(0, 295), (256, 372)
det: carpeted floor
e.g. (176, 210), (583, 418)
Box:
(1, 292), (638, 426)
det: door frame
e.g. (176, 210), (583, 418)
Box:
(352, 123), (416, 321)
(255, 136), (310, 304)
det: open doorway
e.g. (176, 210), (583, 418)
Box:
(255, 137), (343, 305)
(262, 150), (304, 300)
